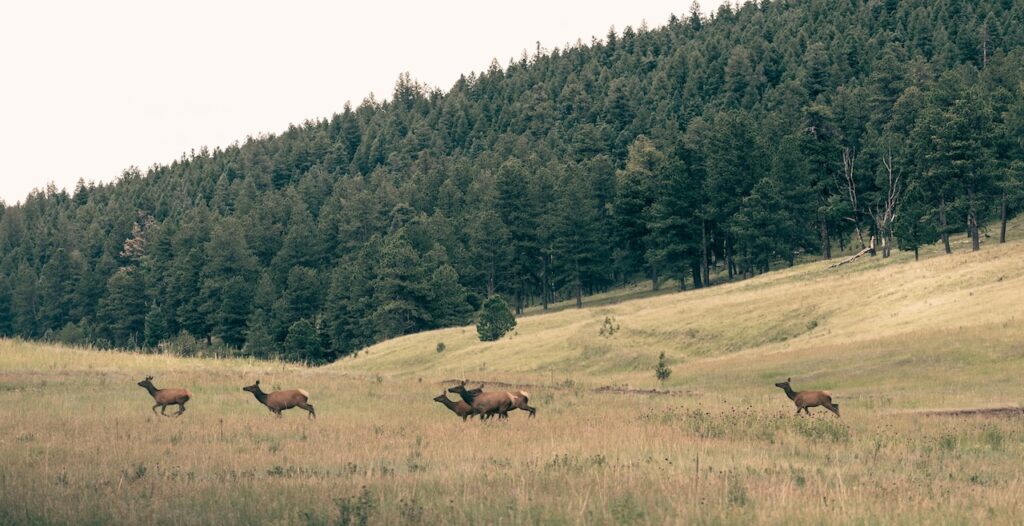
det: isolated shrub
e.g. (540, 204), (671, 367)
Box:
(163, 331), (202, 357)
(436, 341), (446, 353)
(655, 352), (672, 382)
(599, 316), (620, 337)
(54, 322), (87, 346)
(336, 486), (376, 526)
(477, 295), (516, 342)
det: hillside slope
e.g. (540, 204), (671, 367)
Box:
(332, 220), (1024, 410)
(2, 0), (1020, 361)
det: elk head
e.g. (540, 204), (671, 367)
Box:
(137, 375), (155, 389)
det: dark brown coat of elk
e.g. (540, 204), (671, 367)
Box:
(243, 380), (316, 419)
(137, 376), (191, 417)
(775, 377), (839, 417)
(448, 381), (536, 419)
(433, 391), (476, 421)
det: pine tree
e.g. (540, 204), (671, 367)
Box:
(324, 246), (378, 356)
(655, 352), (672, 382)
(893, 182), (939, 261)
(97, 267), (146, 348)
(0, 273), (13, 337)
(371, 234), (432, 338)
(552, 169), (608, 307)
(36, 248), (77, 332)
(274, 266), (322, 341)
(496, 159), (540, 313)
(10, 264), (38, 338)
(613, 136), (665, 287)
(243, 308), (277, 358)
(284, 319), (323, 363)
(476, 295), (516, 342)
(201, 217), (258, 347)
(428, 264), (473, 327)
(144, 301), (167, 348)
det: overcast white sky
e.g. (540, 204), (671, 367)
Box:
(0, 1), (725, 205)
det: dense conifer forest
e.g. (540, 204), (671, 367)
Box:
(1, 0), (1021, 362)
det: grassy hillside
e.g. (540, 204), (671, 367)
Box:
(332, 220), (1024, 411)
(3, 227), (1024, 525)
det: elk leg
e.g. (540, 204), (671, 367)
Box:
(161, 405), (169, 417)
(526, 405), (537, 418)
(151, 404), (161, 416)
(794, 407), (802, 416)
(298, 402), (316, 419)
(824, 402), (840, 417)
(175, 403), (186, 416)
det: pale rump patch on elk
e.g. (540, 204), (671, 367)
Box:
(137, 376), (191, 417)
(449, 381), (536, 419)
(243, 380), (316, 419)
(775, 377), (840, 417)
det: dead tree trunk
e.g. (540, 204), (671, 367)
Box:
(820, 222), (832, 260)
(1000, 194), (1007, 244)
(574, 260), (582, 309)
(842, 147), (868, 250)
(870, 146), (902, 258)
(701, 219), (710, 286)
(968, 189), (980, 252)
(939, 196), (952, 254)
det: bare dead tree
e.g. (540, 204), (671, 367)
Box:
(840, 147), (868, 250)
(867, 145), (903, 258)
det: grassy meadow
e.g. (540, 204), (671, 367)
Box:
(3, 223), (1024, 525)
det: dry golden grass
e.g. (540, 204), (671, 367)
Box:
(2, 223), (1024, 525)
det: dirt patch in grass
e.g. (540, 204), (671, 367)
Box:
(441, 378), (696, 396)
(906, 406), (1024, 417)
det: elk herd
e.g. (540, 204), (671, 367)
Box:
(137, 375), (839, 421)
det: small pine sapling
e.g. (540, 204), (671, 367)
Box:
(655, 352), (672, 382)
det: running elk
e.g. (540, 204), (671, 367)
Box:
(242, 380), (316, 419)
(448, 381), (536, 419)
(774, 377), (840, 417)
(433, 391), (476, 421)
(137, 376), (191, 417)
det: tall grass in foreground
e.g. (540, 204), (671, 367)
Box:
(2, 341), (1024, 525)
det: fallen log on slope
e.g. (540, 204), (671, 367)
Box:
(830, 236), (876, 269)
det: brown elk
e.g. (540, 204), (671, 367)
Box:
(242, 380), (316, 419)
(137, 376), (191, 417)
(433, 391), (476, 421)
(774, 377), (840, 417)
(448, 381), (536, 419)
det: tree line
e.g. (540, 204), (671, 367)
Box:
(0, 0), (1021, 362)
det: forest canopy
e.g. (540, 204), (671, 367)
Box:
(1, 0), (1021, 362)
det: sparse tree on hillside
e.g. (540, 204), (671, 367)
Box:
(477, 295), (516, 342)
